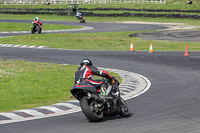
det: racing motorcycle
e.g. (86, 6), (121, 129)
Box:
(70, 78), (130, 122)
(78, 16), (86, 23)
(31, 22), (42, 34)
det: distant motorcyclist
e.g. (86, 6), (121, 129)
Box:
(74, 59), (113, 89)
(31, 17), (42, 34)
(76, 12), (82, 20)
(33, 17), (42, 26)
(187, 0), (192, 4)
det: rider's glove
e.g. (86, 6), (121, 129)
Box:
(109, 77), (116, 85)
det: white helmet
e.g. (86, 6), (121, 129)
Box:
(35, 17), (39, 21)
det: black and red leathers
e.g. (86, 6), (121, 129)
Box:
(33, 20), (42, 26)
(74, 65), (113, 89)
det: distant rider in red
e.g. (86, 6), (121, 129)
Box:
(74, 59), (113, 89)
(34, 17), (42, 26)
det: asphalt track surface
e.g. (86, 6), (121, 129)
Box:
(0, 19), (200, 133)
(0, 19), (166, 37)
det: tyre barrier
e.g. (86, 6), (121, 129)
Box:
(1, 10), (200, 20)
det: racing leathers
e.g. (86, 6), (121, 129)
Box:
(33, 19), (42, 26)
(74, 65), (113, 89)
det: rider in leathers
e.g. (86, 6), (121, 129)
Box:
(74, 59), (113, 89)
(33, 17), (42, 26)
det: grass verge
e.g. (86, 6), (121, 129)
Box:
(0, 15), (200, 51)
(0, 22), (82, 31)
(0, 31), (200, 51)
(1, 14), (200, 28)
(0, 60), (121, 112)
(0, 2), (200, 10)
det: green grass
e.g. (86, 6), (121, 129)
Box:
(1, 14), (200, 27)
(0, 1), (200, 10)
(0, 22), (82, 31)
(0, 31), (199, 51)
(0, 60), (121, 112)
(0, 14), (200, 51)
(0, 60), (77, 112)
(83, 10), (200, 15)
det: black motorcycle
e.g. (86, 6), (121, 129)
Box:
(31, 22), (42, 34)
(70, 78), (130, 122)
(79, 16), (86, 23)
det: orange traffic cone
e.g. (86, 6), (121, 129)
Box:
(149, 43), (154, 53)
(130, 42), (135, 52)
(184, 45), (189, 56)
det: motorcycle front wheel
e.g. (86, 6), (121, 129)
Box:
(80, 96), (103, 122)
(119, 98), (130, 117)
(38, 28), (42, 34)
(31, 27), (35, 34)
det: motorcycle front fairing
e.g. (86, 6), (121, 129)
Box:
(70, 83), (97, 100)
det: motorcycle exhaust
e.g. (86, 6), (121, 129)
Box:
(87, 93), (105, 102)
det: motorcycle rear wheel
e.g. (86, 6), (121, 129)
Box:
(80, 96), (103, 122)
(119, 98), (130, 117)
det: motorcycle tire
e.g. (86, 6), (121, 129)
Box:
(119, 98), (130, 117)
(31, 27), (35, 34)
(38, 28), (42, 34)
(80, 96), (103, 122)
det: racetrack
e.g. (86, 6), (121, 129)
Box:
(0, 19), (200, 133)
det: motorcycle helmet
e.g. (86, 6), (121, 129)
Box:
(35, 17), (39, 22)
(80, 59), (93, 66)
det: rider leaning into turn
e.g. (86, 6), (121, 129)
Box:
(76, 12), (82, 20)
(74, 59), (113, 89)
(33, 17), (42, 26)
